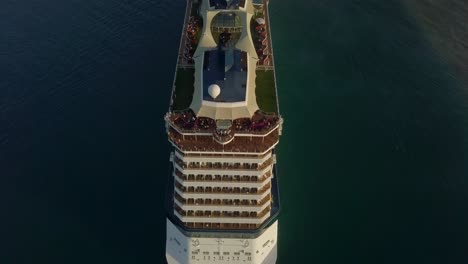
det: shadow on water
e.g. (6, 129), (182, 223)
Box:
(270, 0), (468, 263)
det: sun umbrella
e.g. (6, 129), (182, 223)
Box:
(255, 18), (265, 24)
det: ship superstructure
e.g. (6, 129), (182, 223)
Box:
(165, 0), (282, 263)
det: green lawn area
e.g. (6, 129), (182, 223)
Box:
(255, 70), (278, 113)
(253, 11), (264, 19)
(172, 68), (195, 111)
(190, 2), (199, 16)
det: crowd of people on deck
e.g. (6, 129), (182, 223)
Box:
(173, 111), (217, 131)
(219, 30), (233, 47)
(197, 117), (216, 130)
(234, 118), (252, 131)
(250, 115), (278, 131)
(170, 128), (279, 153)
(254, 16), (271, 65)
(183, 16), (201, 64)
(181, 11), (271, 66)
(172, 110), (278, 135)
(174, 111), (196, 130)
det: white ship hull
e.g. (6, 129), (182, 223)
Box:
(166, 219), (278, 264)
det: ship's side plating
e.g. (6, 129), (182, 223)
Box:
(166, 219), (278, 263)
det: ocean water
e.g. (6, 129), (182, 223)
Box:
(1, 0), (467, 263)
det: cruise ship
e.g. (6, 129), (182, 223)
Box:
(165, 0), (282, 263)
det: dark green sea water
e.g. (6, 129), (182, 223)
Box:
(2, 0), (468, 263)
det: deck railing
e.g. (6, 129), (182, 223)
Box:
(174, 156), (273, 171)
(175, 204), (271, 219)
(175, 149), (270, 159)
(174, 192), (271, 207)
(174, 168), (272, 183)
(184, 222), (260, 230)
(175, 181), (271, 195)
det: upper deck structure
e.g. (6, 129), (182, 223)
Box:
(166, 1), (282, 263)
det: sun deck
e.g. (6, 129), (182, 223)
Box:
(170, 0), (279, 117)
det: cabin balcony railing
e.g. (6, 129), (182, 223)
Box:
(174, 157), (273, 171)
(175, 181), (271, 195)
(174, 192), (271, 207)
(168, 117), (280, 136)
(174, 204), (271, 219)
(174, 168), (272, 183)
(183, 222), (259, 230)
(175, 149), (271, 159)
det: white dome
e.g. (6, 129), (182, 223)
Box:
(208, 84), (221, 99)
